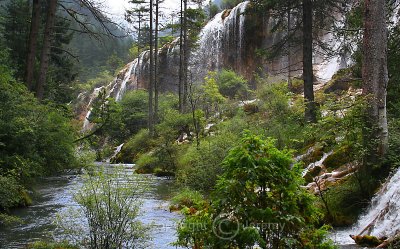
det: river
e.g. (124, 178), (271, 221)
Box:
(0, 164), (182, 249)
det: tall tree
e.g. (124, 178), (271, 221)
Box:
(302, 0), (316, 123)
(179, 0), (184, 112)
(36, 0), (58, 100)
(154, 0), (160, 122)
(362, 0), (389, 157)
(25, 0), (41, 91)
(148, 0), (155, 134)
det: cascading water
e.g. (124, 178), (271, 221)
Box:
(191, 1), (249, 81)
(115, 61), (135, 101)
(332, 167), (400, 246)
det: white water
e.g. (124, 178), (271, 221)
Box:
(332, 167), (400, 246)
(107, 143), (124, 163)
(191, 1), (249, 81)
(302, 151), (333, 177)
(115, 62), (135, 101)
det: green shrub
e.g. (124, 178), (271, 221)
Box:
(0, 175), (31, 211)
(27, 241), (78, 249)
(135, 153), (158, 174)
(216, 69), (249, 99)
(171, 188), (206, 210)
(116, 129), (153, 163)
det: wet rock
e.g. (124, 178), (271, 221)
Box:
(350, 234), (383, 247)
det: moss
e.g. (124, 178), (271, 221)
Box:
(243, 103), (259, 114)
(323, 145), (351, 171)
(290, 78), (304, 94)
(304, 165), (322, 183)
(19, 190), (32, 207)
(350, 235), (383, 247)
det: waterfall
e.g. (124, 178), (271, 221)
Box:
(354, 168), (400, 238)
(332, 167), (400, 245)
(191, 1), (249, 82)
(106, 143), (124, 163)
(115, 61), (135, 101)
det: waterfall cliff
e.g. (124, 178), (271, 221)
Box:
(79, 1), (347, 129)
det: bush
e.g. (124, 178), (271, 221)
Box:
(120, 90), (149, 136)
(135, 153), (158, 174)
(175, 132), (336, 249)
(116, 129), (153, 163)
(170, 188), (206, 210)
(176, 125), (242, 192)
(27, 241), (78, 249)
(58, 167), (149, 248)
(0, 175), (31, 211)
(216, 69), (249, 99)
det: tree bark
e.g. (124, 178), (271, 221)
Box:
(178, 0), (184, 113)
(287, 6), (292, 91)
(362, 0), (389, 157)
(36, 0), (58, 100)
(183, 0), (188, 112)
(303, 0), (316, 123)
(154, 0), (159, 122)
(148, 0), (155, 135)
(26, 0), (41, 91)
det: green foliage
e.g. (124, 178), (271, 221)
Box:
(212, 133), (320, 248)
(120, 90), (149, 136)
(117, 129), (153, 163)
(27, 241), (78, 249)
(176, 132), (336, 249)
(70, 167), (149, 248)
(216, 69), (249, 99)
(257, 81), (305, 149)
(136, 153), (159, 174)
(176, 127), (241, 192)
(0, 53), (77, 209)
(171, 188), (206, 210)
(0, 175), (31, 211)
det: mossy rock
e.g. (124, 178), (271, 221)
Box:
(290, 78), (304, 94)
(350, 235), (383, 247)
(323, 145), (351, 171)
(243, 103), (259, 114)
(304, 165), (322, 183)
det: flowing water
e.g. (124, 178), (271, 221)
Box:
(330, 167), (400, 248)
(0, 164), (182, 249)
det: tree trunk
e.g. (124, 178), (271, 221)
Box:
(183, 0), (188, 112)
(178, 0), (184, 113)
(362, 0), (389, 157)
(36, 0), (57, 100)
(137, 12), (141, 90)
(26, 0), (41, 91)
(154, 0), (159, 123)
(148, 0), (154, 135)
(303, 0), (316, 123)
(287, 7), (292, 91)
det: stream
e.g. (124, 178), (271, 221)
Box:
(0, 164), (182, 249)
